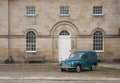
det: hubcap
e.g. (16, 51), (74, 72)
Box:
(76, 66), (80, 72)
(92, 65), (96, 71)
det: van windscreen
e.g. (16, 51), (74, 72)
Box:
(69, 53), (84, 59)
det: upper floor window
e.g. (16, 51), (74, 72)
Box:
(93, 6), (103, 16)
(93, 31), (104, 52)
(60, 6), (70, 16)
(26, 31), (36, 52)
(26, 6), (36, 16)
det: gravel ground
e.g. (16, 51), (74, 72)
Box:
(0, 80), (120, 83)
(0, 63), (119, 83)
(0, 63), (119, 78)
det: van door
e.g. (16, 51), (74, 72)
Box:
(81, 54), (89, 68)
(88, 53), (95, 67)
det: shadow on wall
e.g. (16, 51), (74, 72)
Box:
(97, 52), (104, 62)
(4, 56), (15, 64)
(4, 49), (26, 63)
(113, 58), (120, 63)
(97, 52), (120, 63)
(25, 52), (45, 63)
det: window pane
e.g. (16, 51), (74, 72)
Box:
(60, 6), (69, 15)
(26, 31), (36, 51)
(93, 31), (103, 51)
(93, 6), (103, 15)
(59, 30), (70, 35)
(26, 6), (36, 15)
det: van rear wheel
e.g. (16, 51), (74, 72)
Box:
(76, 65), (81, 72)
(91, 64), (96, 71)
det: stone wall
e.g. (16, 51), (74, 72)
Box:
(0, 0), (8, 35)
(0, 0), (120, 63)
(104, 38), (120, 62)
(0, 0), (8, 62)
(0, 38), (8, 62)
(9, 0), (120, 36)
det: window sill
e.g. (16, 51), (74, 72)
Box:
(25, 14), (37, 17)
(26, 51), (37, 53)
(93, 14), (103, 17)
(94, 50), (104, 52)
(59, 14), (70, 17)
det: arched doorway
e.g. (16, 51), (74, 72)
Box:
(58, 30), (71, 62)
(50, 21), (79, 62)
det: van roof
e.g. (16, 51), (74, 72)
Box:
(74, 50), (96, 53)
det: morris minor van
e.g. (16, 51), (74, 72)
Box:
(60, 50), (98, 72)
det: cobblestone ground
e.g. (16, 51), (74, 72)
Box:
(0, 63), (119, 83)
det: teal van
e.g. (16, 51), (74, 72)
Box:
(60, 50), (98, 72)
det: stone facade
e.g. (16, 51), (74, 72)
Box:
(0, 0), (120, 63)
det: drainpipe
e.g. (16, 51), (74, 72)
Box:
(8, 0), (11, 62)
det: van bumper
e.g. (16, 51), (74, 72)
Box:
(60, 65), (76, 69)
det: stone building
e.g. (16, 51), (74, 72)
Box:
(0, 0), (120, 63)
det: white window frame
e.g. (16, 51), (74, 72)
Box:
(59, 6), (70, 16)
(25, 6), (36, 16)
(93, 6), (103, 16)
(26, 31), (36, 53)
(93, 31), (104, 52)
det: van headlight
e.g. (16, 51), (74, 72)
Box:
(72, 61), (75, 65)
(60, 61), (64, 66)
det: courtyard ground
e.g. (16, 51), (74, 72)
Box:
(0, 63), (119, 83)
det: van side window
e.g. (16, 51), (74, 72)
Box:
(82, 54), (87, 59)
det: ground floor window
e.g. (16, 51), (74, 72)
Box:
(93, 31), (103, 52)
(26, 31), (36, 52)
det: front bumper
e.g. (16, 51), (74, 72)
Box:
(60, 64), (76, 69)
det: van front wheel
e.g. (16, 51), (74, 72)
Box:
(61, 68), (65, 72)
(76, 65), (81, 72)
(91, 64), (96, 71)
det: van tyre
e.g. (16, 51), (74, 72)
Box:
(91, 64), (96, 71)
(76, 65), (81, 72)
(61, 68), (65, 72)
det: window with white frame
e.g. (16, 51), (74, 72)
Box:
(93, 6), (103, 15)
(26, 6), (36, 16)
(93, 31), (103, 51)
(26, 31), (36, 52)
(60, 6), (69, 15)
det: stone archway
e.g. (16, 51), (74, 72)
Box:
(50, 21), (79, 36)
(51, 21), (79, 62)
